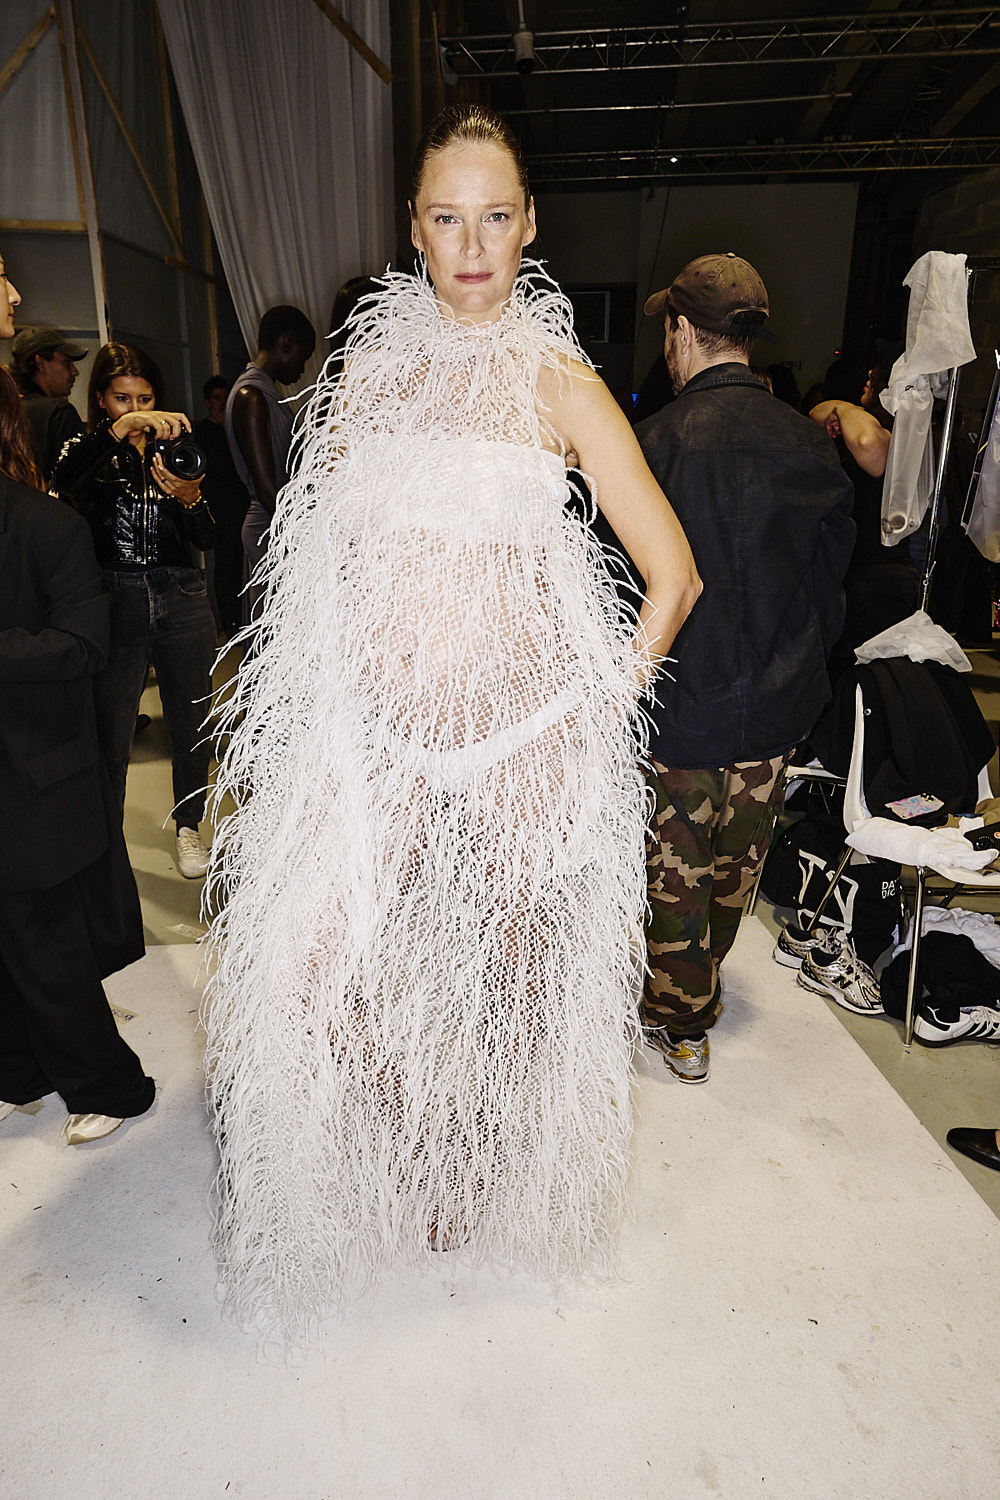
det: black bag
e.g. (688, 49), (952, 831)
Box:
(759, 815), (900, 965)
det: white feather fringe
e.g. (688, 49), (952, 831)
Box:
(204, 264), (649, 1343)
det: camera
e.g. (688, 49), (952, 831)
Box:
(153, 434), (207, 482)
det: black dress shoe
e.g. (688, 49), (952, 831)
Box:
(946, 1127), (1000, 1171)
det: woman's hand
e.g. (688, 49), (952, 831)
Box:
(151, 452), (203, 509)
(110, 409), (191, 444)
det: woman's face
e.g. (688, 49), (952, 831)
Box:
(410, 141), (536, 324)
(0, 250), (21, 340)
(98, 374), (156, 419)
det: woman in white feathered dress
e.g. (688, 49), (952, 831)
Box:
(205, 105), (700, 1342)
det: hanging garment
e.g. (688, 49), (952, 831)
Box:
(204, 266), (650, 1343)
(853, 608), (972, 673)
(963, 371), (1000, 561)
(880, 251), (976, 545)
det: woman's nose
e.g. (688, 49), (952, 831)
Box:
(460, 224), (483, 259)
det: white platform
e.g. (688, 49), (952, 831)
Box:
(2, 916), (999, 1499)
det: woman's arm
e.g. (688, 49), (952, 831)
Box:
(231, 385), (278, 517)
(50, 421), (119, 498)
(544, 361), (702, 688)
(809, 399), (890, 478)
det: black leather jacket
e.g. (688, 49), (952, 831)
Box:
(637, 364), (855, 767)
(52, 419), (215, 570)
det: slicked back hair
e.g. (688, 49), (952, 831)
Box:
(410, 104), (530, 209)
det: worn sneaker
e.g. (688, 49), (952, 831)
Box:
(773, 923), (830, 970)
(642, 1026), (710, 1084)
(796, 936), (883, 1015)
(914, 1003), (1000, 1047)
(175, 826), (210, 880)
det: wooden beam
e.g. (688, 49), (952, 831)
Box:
(0, 218), (85, 232)
(75, 20), (182, 256)
(309, 0), (392, 84)
(152, 2), (183, 244)
(0, 8), (55, 99)
(57, 0), (108, 345)
(55, 2), (87, 222)
(99, 228), (225, 288)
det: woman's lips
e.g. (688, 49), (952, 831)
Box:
(455, 272), (492, 282)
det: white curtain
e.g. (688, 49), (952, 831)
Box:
(159, 0), (393, 368)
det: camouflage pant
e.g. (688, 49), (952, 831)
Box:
(642, 753), (787, 1035)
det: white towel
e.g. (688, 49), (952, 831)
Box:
(846, 817), (997, 873)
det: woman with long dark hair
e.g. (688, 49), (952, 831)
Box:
(52, 342), (217, 879)
(0, 365), (43, 489)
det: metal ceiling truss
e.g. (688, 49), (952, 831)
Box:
(525, 136), (1000, 184)
(441, 8), (1000, 78)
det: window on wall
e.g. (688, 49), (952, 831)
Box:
(566, 285), (637, 345)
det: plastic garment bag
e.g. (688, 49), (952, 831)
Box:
(854, 607), (972, 673)
(879, 251), (976, 545)
(964, 394), (1000, 562)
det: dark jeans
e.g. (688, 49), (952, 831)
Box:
(0, 872), (154, 1116)
(96, 567), (216, 828)
(213, 510), (249, 633)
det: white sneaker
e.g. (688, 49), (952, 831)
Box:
(60, 1112), (123, 1145)
(175, 826), (210, 879)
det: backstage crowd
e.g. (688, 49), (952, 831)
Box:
(1, 239), (998, 1178)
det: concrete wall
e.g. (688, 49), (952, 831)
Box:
(911, 166), (1000, 434)
(634, 182), (859, 398)
(525, 183), (858, 407)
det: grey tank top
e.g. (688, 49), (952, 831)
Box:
(225, 364), (293, 499)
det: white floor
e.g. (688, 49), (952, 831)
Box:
(3, 917), (1000, 1500)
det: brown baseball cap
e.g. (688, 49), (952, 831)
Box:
(644, 253), (769, 335)
(11, 326), (89, 362)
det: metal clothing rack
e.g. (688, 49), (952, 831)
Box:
(919, 255), (1000, 612)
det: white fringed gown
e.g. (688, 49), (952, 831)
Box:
(205, 266), (650, 1341)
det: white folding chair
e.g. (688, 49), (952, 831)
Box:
(840, 685), (1000, 1046)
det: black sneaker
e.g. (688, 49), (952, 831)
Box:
(642, 1026), (710, 1084)
(914, 1003), (1000, 1047)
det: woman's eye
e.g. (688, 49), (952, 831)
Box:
(434, 214), (457, 225)
(485, 212), (509, 224)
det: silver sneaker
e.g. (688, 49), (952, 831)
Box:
(642, 1026), (710, 1084)
(796, 936), (883, 1015)
(773, 923), (831, 970)
(914, 1003), (1000, 1047)
(176, 826), (210, 880)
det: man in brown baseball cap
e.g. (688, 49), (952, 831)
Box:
(11, 325), (88, 483)
(643, 251), (769, 332)
(634, 252), (854, 1085)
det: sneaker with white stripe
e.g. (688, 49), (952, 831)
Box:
(914, 1003), (1000, 1047)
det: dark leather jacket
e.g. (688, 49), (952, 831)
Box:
(22, 380), (84, 483)
(637, 364), (855, 767)
(52, 419), (215, 569)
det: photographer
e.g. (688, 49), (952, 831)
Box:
(52, 343), (217, 880)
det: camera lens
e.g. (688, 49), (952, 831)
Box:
(156, 436), (207, 481)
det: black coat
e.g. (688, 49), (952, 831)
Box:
(637, 364), (855, 767)
(0, 475), (111, 892)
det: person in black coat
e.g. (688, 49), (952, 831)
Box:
(0, 451), (155, 1144)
